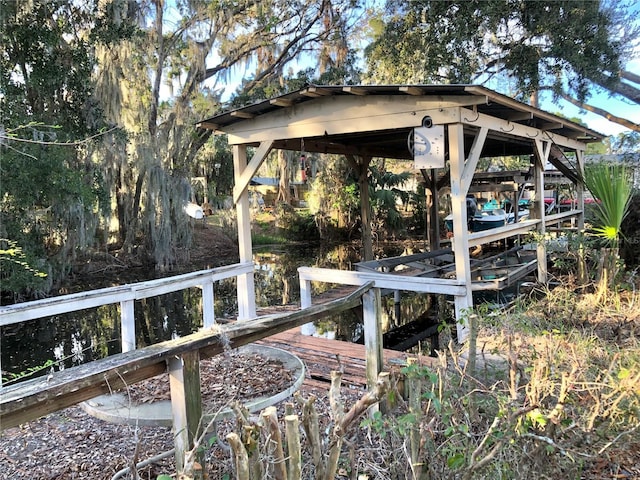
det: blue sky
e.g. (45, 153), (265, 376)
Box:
(169, 0), (639, 139)
(540, 57), (640, 137)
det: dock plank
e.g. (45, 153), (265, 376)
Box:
(259, 328), (427, 389)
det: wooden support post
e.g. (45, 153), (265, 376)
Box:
(233, 144), (257, 320)
(169, 350), (203, 475)
(299, 277), (315, 335)
(363, 288), (383, 393)
(448, 122), (472, 342)
(430, 169), (440, 251)
(575, 149), (586, 230)
(201, 282), (215, 329)
(285, 414), (302, 480)
(533, 140), (549, 284)
(575, 149), (588, 284)
(394, 290), (402, 324)
(120, 299), (135, 352)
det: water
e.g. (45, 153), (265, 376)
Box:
(0, 243), (436, 385)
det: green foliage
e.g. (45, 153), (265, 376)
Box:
(610, 131), (640, 155)
(365, 0), (624, 103)
(359, 324), (639, 479)
(0, 0), (127, 297)
(0, 239), (48, 297)
(0, 1), (104, 135)
(273, 203), (319, 240)
(583, 161), (633, 245)
(307, 155), (360, 239)
(252, 233), (288, 246)
(1, 359), (54, 385)
(368, 163), (412, 239)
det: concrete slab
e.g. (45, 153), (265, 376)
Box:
(81, 344), (305, 427)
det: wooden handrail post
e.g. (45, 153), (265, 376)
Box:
(362, 288), (383, 394)
(201, 282), (215, 329)
(120, 299), (135, 352)
(169, 351), (204, 476)
(299, 277), (314, 335)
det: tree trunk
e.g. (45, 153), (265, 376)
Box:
(596, 247), (619, 302)
(349, 155), (374, 261)
(123, 166), (146, 254)
(277, 149), (291, 204)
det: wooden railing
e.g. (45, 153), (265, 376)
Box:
(0, 283), (371, 472)
(298, 267), (467, 387)
(0, 262), (253, 386)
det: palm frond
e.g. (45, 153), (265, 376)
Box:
(583, 162), (633, 244)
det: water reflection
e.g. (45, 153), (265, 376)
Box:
(1, 243), (435, 384)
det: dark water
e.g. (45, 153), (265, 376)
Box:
(1, 243), (438, 385)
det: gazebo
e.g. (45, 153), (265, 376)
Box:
(197, 84), (604, 342)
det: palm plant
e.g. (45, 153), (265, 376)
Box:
(583, 161), (633, 246)
(368, 165), (412, 239)
(582, 161), (633, 291)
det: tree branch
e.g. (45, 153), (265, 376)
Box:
(559, 92), (640, 133)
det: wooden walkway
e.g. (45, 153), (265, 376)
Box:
(260, 328), (419, 392)
(254, 286), (437, 393)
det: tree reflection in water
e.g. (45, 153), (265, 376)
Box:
(1, 244), (436, 384)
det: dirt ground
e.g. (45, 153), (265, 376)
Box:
(0, 355), (365, 480)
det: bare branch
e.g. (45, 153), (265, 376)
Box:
(559, 92), (640, 133)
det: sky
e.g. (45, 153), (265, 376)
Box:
(167, 0), (639, 139)
(539, 57), (640, 137)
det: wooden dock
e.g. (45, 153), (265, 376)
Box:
(260, 328), (421, 392)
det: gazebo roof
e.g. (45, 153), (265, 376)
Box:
(198, 84), (604, 159)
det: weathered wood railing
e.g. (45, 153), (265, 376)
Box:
(0, 283), (371, 472)
(298, 267), (467, 387)
(0, 262), (253, 386)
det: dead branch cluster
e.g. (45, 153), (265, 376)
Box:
(224, 371), (391, 480)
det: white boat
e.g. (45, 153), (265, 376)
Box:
(445, 207), (529, 233)
(183, 202), (204, 219)
(472, 208), (508, 231)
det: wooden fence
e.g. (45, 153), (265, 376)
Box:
(1, 283), (371, 472)
(0, 262), (253, 385)
(1, 261), (471, 474)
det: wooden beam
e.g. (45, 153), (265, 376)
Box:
(460, 107), (590, 151)
(399, 86), (424, 96)
(448, 123), (472, 342)
(297, 267), (467, 296)
(301, 86), (331, 97)
(460, 126), (488, 194)
(466, 219), (540, 247)
(201, 282), (215, 329)
(343, 86), (368, 95)
(575, 149), (586, 230)
(231, 111), (255, 119)
(542, 122), (564, 131)
(532, 140), (548, 284)
(363, 288), (383, 391)
(169, 350), (203, 472)
(0, 263), (254, 327)
(270, 98), (293, 107)
(197, 121), (218, 131)
(233, 145), (256, 320)
(120, 300), (135, 352)
(233, 140), (274, 204)
(0, 283), (373, 430)
(507, 112), (533, 122)
(468, 184), (518, 193)
(223, 100), (462, 145)
(545, 209), (583, 226)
